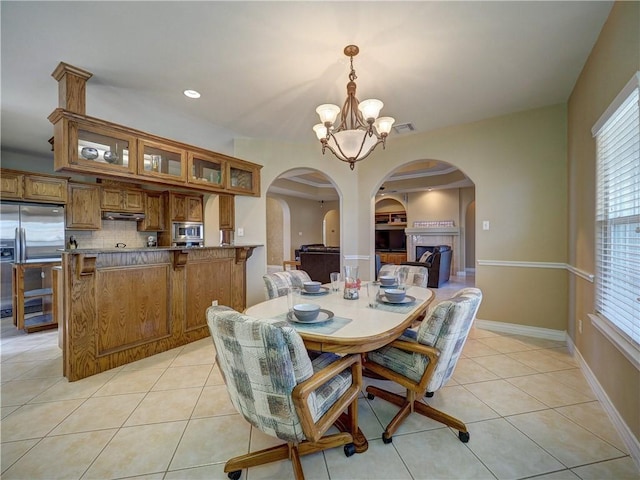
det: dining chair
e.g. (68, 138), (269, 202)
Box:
(364, 287), (483, 444)
(377, 264), (429, 288)
(207, 305), (362, 480)
(263, 270), (312, 299)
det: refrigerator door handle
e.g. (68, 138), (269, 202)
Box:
(18, 227), (26, 263)
(14, 228), (22, 264)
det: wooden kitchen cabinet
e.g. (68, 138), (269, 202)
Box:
(24, 175), (68, 203)
(226, 160), (261, 196)
(188, 150), (224, 189)
(219, 194), (235, 230)
(138, 191), (166, 231)
(0, 170), (24, 199)
(169, 192), (203, 222)
(101, 187), (144, 212)
(138, 139), (187, 183)
(13, 262), (59, 333)
(377, 252), (408, 264)
(66, 182), (101, 229)
(0, 169), (68, 203)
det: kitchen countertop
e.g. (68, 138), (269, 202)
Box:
(60, 245), (262, 254)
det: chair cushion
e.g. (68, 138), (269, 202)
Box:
(418, 251), (432, 263)
(367, 328), (428, 383)
(263, 270), (312, 299)
(308, 353), (354, 422)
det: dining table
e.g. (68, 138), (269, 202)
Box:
(244, 283), (435, 454)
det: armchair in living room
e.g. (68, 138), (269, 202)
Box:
(402, 245), (452, 288)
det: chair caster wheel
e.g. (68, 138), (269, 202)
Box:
(227, 470), (242, 480)
(344, 443), (356, 457)
(382, 432), (393, 444)
(459, 431), (470, 443)
(367, 393), (375, 400)
(425, 391), (434, 398)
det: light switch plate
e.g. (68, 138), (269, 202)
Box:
(237, 227), (244, 237)
(482, 220), (490, 231)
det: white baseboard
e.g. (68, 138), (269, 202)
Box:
(567, 336), (640, 470)
(475, 318), (566, 342)
(456, 271), (467, 276)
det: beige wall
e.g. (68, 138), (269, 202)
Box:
(323, 208), (340, 247)
(567, 1), (639, 442)
(265, 197), (284, 266)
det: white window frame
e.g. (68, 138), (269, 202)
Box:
(590, 72), (640, 370)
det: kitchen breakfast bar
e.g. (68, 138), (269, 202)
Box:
(58, 245), (258, 381)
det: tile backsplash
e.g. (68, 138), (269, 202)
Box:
(67, 220), (156, 249)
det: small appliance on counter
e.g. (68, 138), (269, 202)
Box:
(146, 236), (157, 248)
(220, 230), (234, 246)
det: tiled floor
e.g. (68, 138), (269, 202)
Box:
(1, 275), (638, 479)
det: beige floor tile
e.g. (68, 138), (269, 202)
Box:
(0, 376), (61, 406)
(508, 334), (566, 350)
(15, 358), (62, 379)
(324, 437), (412, 479)
(1, 404), (19, 419)
(0, 399), (84, 442)
(464, 379), (547, 416)
(6, 344), (62, 363)
(29, 368), (120, 403)
(170, 415), (250, 470)
(205, 364), (225, 386)
(472, 354), (538, 378)
(1, 360), (43, 381)
(462, 339), (501, 357)
(125, 387), (202, 426)
(191, 385), (236, 418)
(506, 409), (626, 467)
(467, 327), (500, 339)
(84, 421), (187, 479)
(2, 429), (116, 479)
(394, 428), (495, 479)
(165, 463), (228, 479)
(476, 335), (535, 354)
(366, 389), (444, 436)
(545, 346), (578, 366)
(170, 338), (216, 367)
(425, 384), (500, 424)
(571, 456), (640, 479)
(556, 401), (628, 453)
(51, 392), (145, 435)
(151, 364), (212, 391)
(0, 438), (39, 474)
(121, 348), (182, 371)
(466, 418), (565, 479)
(507, 349), (576, 373)
(506, 373), (594, 407)
(93, 368), (165, 396)
(355, 396), (386, 441)
(543, 368), (597, 399)
(526, 470), (580, 479)
(451, 357), (500, 384)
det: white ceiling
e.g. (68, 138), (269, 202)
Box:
(1, 1), (612, 196)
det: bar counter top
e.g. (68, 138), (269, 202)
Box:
(60, 244), (262, 254)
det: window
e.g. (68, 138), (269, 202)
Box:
(591, 72), (640, 368)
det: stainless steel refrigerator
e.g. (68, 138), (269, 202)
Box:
(0, 202), (65, 316)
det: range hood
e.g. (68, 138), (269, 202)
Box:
(102, 211), (146, 221)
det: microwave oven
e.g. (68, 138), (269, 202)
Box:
(172, 222), (203, 244)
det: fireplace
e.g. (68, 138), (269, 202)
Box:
(405, 226), (461, 275)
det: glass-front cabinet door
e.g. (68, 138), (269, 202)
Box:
(138, 140), (186, 183)
(188, 151), (224, 189)
(226, 161), (260, 196)
(71, 122), (137, 176)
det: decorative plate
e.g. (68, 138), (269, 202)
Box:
(287, 309), (334, 324)
(378, 295), (416, 305)
(301, 286), (330, 296)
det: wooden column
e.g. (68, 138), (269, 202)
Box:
(51, 62), (93, 115)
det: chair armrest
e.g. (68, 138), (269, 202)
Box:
(292, 354), (362, 442)
(388, 339), (440, 363)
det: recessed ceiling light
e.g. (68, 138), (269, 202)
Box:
(183, 89), (201, 99)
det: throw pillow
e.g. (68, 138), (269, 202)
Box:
(419, 251), (432, 263)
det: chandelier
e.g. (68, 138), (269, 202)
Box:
(313, 45), (395, 170)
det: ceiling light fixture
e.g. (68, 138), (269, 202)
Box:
(183, 89), (201, 99)
(313, 45), (395, 170)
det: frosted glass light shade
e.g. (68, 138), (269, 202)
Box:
(313, 124), (328, 140)
(374, 116), (395, 135)
(358, 99), (383, 121)
(329, 129), (378, 161)
(316, 104), (340, 124)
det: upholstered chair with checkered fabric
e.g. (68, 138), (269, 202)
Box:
(206, 305), (362, 480)
(377, 264), (429, 288)
(365, 288), (482, 444)
(263, 270), (313, 299)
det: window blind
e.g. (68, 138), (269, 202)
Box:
(593, 72), (640, 346)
